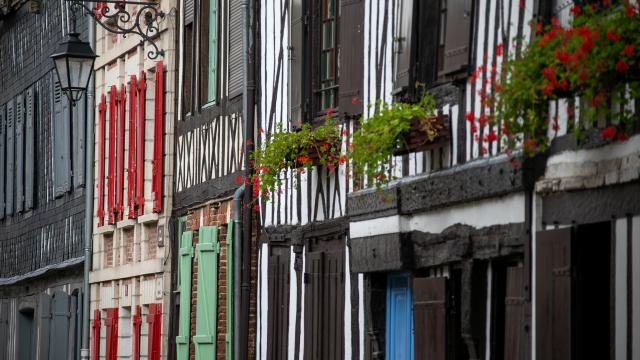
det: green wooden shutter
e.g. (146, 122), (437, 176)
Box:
(176, 230), (193, 360)
(207, 0), (218, 102)
(225, 222), (233, 360)
(193, 226), (219, 360)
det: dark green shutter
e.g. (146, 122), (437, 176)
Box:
(38, 293), (52, 360)
(53, 82), (71, 197)
(289, 0), (305, 127)
(51, 290), (71, 359)
(338, 0), (364, 116)
(176, 230), (193, 360)
(442, 0), (471, 75)
(15, 94), (24, 213)
(0, 300), (8, 360)
(228, 0), (244, 98)
(0, 105), (5, 219)
(25, 87), (35, 210)
(6, 99), (14, 216)
(73, 95), (86, 189)
(193, 226), (219, 360)
(393, 0), (415, 93)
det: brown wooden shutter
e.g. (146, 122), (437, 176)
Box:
(289, 0), (305, 128)
(338, 0), (364, 116)
(413, 276), (446, 360)
(503, 265), (526, 359)
(442, 0), (472, 75)
(267, 249), (290, 360)
(304, 251), (323, 360)
(393, 0), (415, 94)
(536, 228), (573, 360)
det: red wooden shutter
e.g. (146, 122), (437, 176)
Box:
(147, 303), (162, 360)
(536, 228), (573, 360)
(127, 75), (138, 219)
(136, 72), (146, 216)
(132, 305), (141, 360)
(116, 83), (126, 221)
(91, 309), (101, 360)
(105, 308), (119, 360)
(107, 85), (117, 224)
(97, 94), (106, 226)
(152, 61), (164, 213)
(413, 277), (446, 360)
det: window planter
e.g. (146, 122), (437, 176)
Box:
(393, 115), (449, 156)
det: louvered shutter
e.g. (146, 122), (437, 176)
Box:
(176, 230), (193, 360)
(127, 76), (137, 219)
(132, 306), (141, 360)
(536, 228), (572, 360)
(267, 249), (290, 360)
(152, 62), (164, 213)
(0, 105), (5, 219)
(73, 93), (86, 190)
(37, 293), (52, 360)
(25, 87), (35, 209)
(107, 85), (117, 224)
(413, 277), (446, 360)
(54, 84), (72, 197)
(303, 251), (323, 360)
(147, 303), (162, 360)
(51, 290), (71, 359)
(393, 0), (415, 93)
(97, 94), (107, 226)
(104, 308), (119, 360)
(194, 226), (219, 360)
(339, 0), (364, 116)
(289, 0), (305, 127)
(0, 300), (9, 360)
(442, 0), (471, 75)
(116, 84), (126, 221)
(184, 0), (194, 24)
(15, 94), (24, 212)
(228, 0), (244, 98)
(503, 265), (526, 359)
(6, 99), (14, 216)
(136, 73), (146, 216)
(91, 309), (101, 360)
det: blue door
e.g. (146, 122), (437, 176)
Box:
(386, 273), (414, 360)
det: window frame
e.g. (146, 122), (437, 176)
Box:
(310, 0), (340, 119)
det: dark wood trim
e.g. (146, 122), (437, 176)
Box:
(176, 96), (243, 134)
(172, 171), (243, 214)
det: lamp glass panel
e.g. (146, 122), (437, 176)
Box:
(55, 58), (70, 88)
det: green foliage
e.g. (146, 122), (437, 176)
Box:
(350, 92), (438, 189)
(497, 3), (640, 154)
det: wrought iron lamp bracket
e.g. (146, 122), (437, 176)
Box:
(65, 0), (165, 59)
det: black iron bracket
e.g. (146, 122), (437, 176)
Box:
(65, 0), (165, 59)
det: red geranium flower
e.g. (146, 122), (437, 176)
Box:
(496, 43), (504, 57)
(626, 4), (636, 17)
(555, 50), (571, 64)
(600, 126), (616, 139)
(486, 130), (498, 142)
(570, 5), (580, 15)
(465, 112), (474, 122)
(616, 60), (630, 73)
(606, 30), (621, 43)
(623, 44), (635, 57)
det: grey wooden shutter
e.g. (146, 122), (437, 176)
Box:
(53, 82), (72, 197)
(6, 99), (14, 216)
(304, 251), (324, 360)
(267, 249), (290, 360)
(38, 293), (52, 360)
(0, 105), (5, 219)
(503, 265), (526, 359)
(15, 94), (24, 213)
(442, 0), (472, 75)
(68, 292), (78, 360)
(184, 0), (194, 24)
(289, 0), (305, 128)
(393, 0), (415, 93)
(413, 276), (446, 360)
(25, 87), (35, 210)
(536, 228), (572, 360)
(228, 0), (244, 98)
(50, 290), (70, 359)
(0, 300), (8, 360)
(73, 95), (86, 189)
(338, 0), (364, 116)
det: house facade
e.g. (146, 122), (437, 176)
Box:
(87, 1), (177, 359)
(0, 0), (90, 359)
(255, 1), (640, 360)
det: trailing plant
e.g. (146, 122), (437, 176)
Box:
(350, 91), (440, 190)
(495, 2), (640, 155)
(251, 119), (344, 200)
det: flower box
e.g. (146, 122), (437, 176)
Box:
(290, 139), (340, 167)
(393, 114), (450, 156)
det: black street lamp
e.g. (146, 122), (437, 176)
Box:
(50, 32), (97, 105)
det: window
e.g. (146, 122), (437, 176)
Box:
(200, 0), (218, 105)
(316, 0), (339, 112)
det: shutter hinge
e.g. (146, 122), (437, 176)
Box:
(303, 13), (309, 25)
(216, 241), (221, 254)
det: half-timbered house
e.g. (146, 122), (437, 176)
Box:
(0, 0), (90, 358)
(256, 0), (640, 359)
(87, 1), (176, 358)
(171, 0), (258, 359)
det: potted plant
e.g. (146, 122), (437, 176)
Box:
(350, 91), (445, 189)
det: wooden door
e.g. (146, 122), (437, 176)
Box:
(267, 247), (290, 360)
(413, 276), (446, 360)
(385, 273), (413, 360)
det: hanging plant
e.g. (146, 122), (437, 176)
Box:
(495, 2), (640, 155)
(251, 119), (344, 200)
(349, 91), (445, 190)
